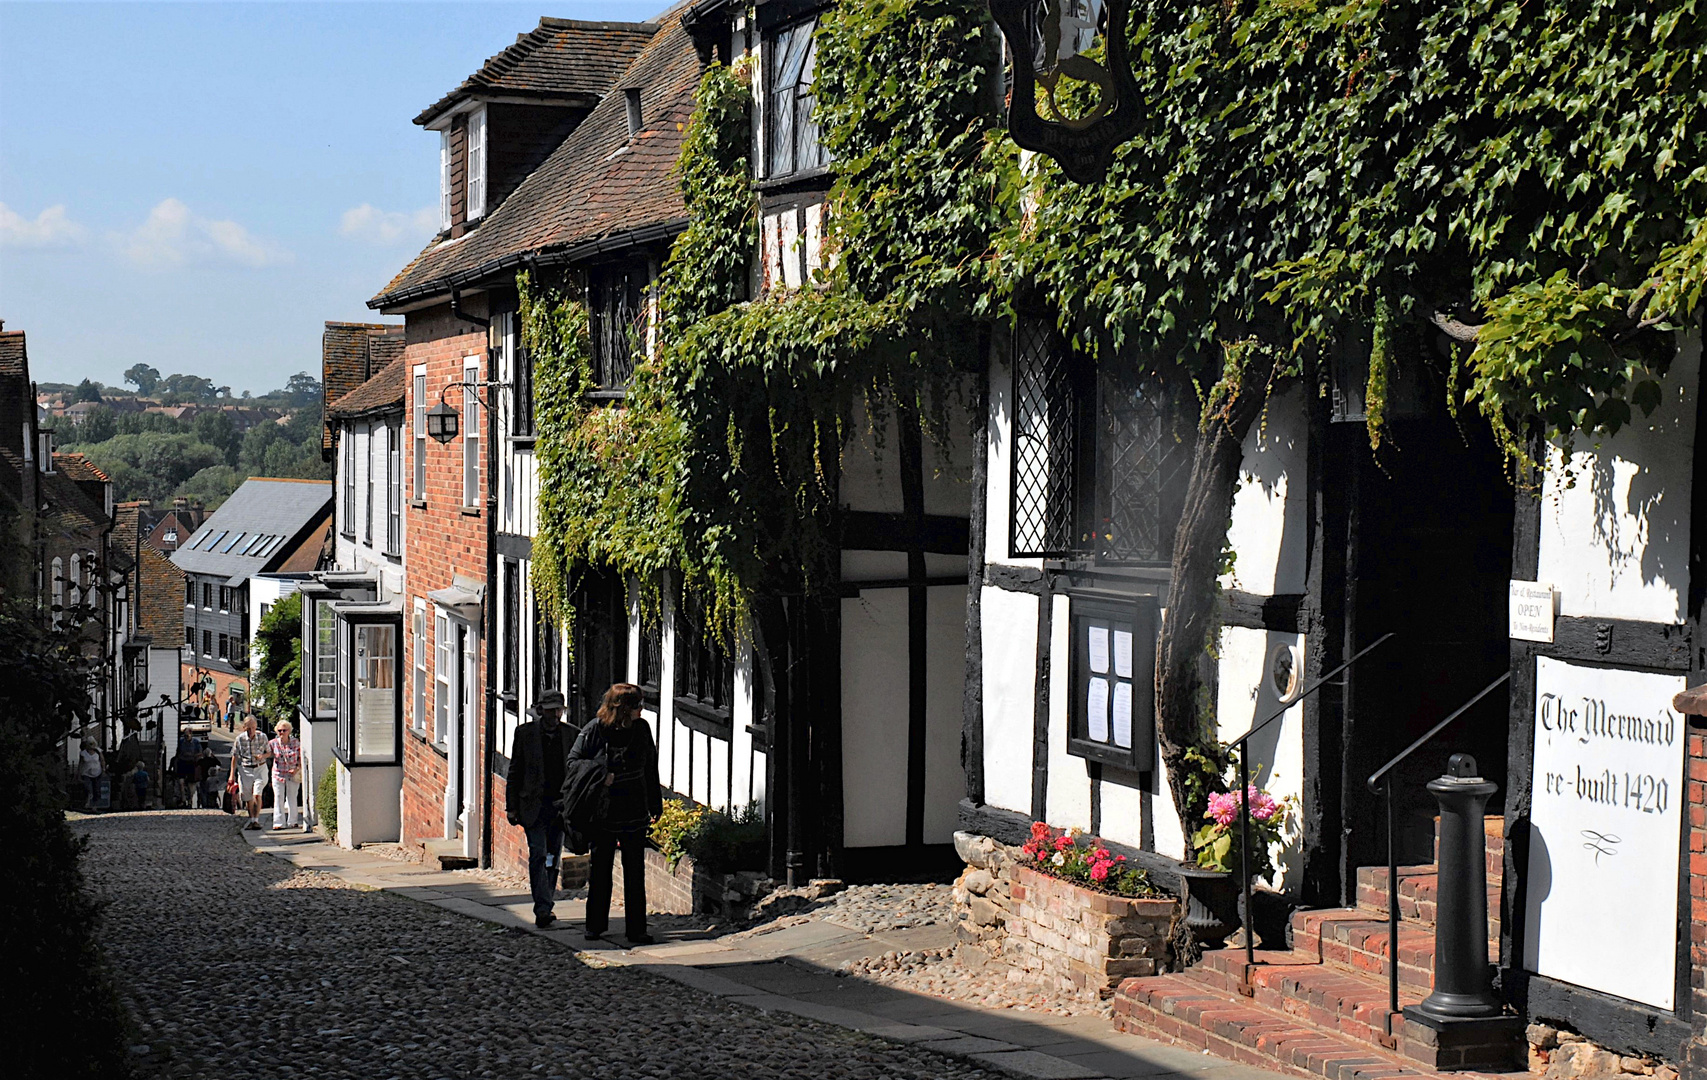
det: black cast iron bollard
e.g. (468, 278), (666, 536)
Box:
(1413, 753), (1503, 1022)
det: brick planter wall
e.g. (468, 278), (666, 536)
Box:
(610, 846), (774, 921)
(953, 832), (1179, 999)
(1686, 717), (1706, 1080)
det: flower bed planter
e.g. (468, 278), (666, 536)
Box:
(954, 832), (1181, 999)
(611, 846), (773, 921)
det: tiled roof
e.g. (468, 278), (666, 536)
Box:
(137, 545), (186, 644)
(371, 15), (703, 311)
(327, 358), (406, 419)
(322, 322), (404, 451)
(39, 467), (108, 542)
(0, 331), (27, 378)
(55, 452), (109, 483)
(414, 18), (658, 127)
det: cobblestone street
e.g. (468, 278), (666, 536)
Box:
(83, 811), (1005, 1080)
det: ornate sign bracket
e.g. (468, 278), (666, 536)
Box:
(988, 0), (1142, 185)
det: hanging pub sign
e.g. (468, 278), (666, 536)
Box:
(988, 0), (1143, 184)
(1523, 657), (1686, 1010)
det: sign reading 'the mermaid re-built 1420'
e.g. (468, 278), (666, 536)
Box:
(1524, 657), (1686, 1010)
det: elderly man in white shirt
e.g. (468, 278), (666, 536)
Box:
(227, 714), (271, 831)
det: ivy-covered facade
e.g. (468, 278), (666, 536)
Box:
(347, 0), (1707, 1070)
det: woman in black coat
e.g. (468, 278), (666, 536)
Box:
(570, 682), (662, 944)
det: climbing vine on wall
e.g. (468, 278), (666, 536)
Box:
(530, 1), (1010, 639)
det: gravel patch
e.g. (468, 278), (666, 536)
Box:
(821, 883), (954, 934)
(842, 948), (1115, 1020)
(80, 811), (1003, 1080)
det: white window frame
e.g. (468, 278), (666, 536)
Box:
(364, 427), (375, 546)
(439, 130), (452, 231)
(341, 435), (356, 535)
(386, 420), (402, 555)
(462, 357), (481, 507)
(435, 609), (453, 745)
(412, 600), (428, 733)
(413, 366), (427, 501)
(466, 107), (487, 221)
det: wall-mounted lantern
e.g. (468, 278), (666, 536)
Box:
(988, 0), (1142, 185)
(426, 400), (460, 444)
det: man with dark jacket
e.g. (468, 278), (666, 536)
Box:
(506, 690), (576, 928)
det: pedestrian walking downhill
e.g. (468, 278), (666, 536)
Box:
(268, 720), (303, 831)
(505, 689), (577, 928)
(228, 714), (271, 830)
(569, 683), (662, 945)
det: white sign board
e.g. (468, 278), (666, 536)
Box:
(1523, 657), (1686, 1009)
(1509, 581), (1557, 643)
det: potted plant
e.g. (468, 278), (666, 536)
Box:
(1182, 785), (1293, 949)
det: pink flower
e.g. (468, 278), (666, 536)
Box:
(1089, 861), (1110, 882)
(1115, 855), (1126, 862)
(1053, 835), (1073, 852)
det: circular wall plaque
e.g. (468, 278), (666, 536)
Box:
(1269, 642), (1304, 704)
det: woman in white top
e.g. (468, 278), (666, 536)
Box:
(78, 739), (103, 809)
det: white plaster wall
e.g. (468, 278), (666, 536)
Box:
(1216, 624), (1307, 892)
(299, 716), (334, 828)
(1537, 332), (1700, 625)
(841, 587), (911, 847)
(1043, 592), (1090, 830)
(924, 584), (968, 843)
(921, 379), (978, 518)
(839, 398), (905, 515)
(984, 348), (1042, 570)
(331, 420), (405, 599)
(980, 584), (1038, 814)
(147, 648), (181, 752)
(336, 759), (402, 847)
(1220, 386), (1310, 595)
(843, 550), (908, 581)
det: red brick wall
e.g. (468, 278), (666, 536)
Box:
(490, 772), (530, 879)
(400, 310), (488, 858)
(1687, 716), (1706, 1080)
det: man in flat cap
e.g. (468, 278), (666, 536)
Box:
(507, 689), (577, 927)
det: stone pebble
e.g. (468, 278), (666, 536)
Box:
(82, 811), (1003, 1080)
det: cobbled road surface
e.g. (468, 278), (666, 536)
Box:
(83, 811), (1002, 1080)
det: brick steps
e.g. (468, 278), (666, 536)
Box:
(1113, 973), (1507, 1080)
(1109, 817), (1517, 1075)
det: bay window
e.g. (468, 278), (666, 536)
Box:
(337, 619), (399, 765)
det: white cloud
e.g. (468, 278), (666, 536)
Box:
(339, 203), (438, 245)
(0, 203), (87, 248)
(113, 198), (289, 269)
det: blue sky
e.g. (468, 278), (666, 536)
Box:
(0, 1), (657, 393)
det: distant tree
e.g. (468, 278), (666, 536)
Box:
(70, 379), (101, 404)
(192, 410), (240, 466)
(69, 406), (116, 445)
(115, 411), (185, 437)
(281, 372), (321, 408)
(79, 433), (224, 503)
(157, 374), (218, 403)
(252, 592), (302, 726)
(241, 389), (253, 400)
(174, 465), (244, 509)
(122, 363), (161, 396)
(238, 422), (284, 474)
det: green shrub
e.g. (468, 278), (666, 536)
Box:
(650, 798), (765, 875)
(316, 763), (337, 838)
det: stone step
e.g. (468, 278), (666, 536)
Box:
(1354, 867), (1500, 940)
(1112, 970), (1516, 1078)
(423, 838), (477, 871)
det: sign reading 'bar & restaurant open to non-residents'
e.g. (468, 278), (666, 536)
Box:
(1523, 656), (1686, 1010)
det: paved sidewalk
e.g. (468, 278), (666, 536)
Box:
(245, 827), (1285, 1080)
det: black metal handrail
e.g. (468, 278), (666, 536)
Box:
(1364, 669), (1511, 1038)
(1224, 632), (1396, 980)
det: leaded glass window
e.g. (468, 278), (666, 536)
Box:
(766, 18), (829, 179)
(1011, 318), (1080, 557)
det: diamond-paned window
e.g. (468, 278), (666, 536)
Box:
(1093, 371), (1191, 565)
(1010, 318), (1080, 557)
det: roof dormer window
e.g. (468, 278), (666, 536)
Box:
(625, 89), (642, 138)
(467, 106), (487, 221)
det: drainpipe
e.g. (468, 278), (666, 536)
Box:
(481, 324), (499, 870)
